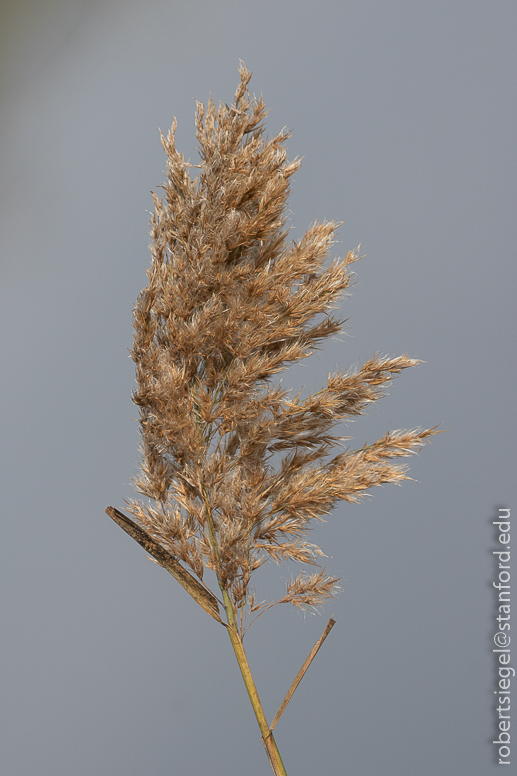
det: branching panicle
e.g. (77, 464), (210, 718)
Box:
(124, 63), (438, 630)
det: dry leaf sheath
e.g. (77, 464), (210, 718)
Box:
(106, 63), (438, 776)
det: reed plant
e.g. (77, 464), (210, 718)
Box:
(106, 63), (438, 775)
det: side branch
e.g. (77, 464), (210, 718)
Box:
(105, 506), (224, 624)
(270, 617), (336, 730)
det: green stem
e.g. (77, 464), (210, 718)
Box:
(202, 490), (287, 775)
(223, 591), (288, 776)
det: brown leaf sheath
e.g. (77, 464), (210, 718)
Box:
(105, 506), (223, 624)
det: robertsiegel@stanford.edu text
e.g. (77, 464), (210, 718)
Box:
(493, 508), (512, 765)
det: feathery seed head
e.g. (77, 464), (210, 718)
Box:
(126, 64), (438, 629)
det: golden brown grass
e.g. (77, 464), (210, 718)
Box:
(106, 62), (438, 776)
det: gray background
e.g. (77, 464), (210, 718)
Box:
(1, 1), (515, 774)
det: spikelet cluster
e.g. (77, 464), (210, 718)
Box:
(126, 64), (437, 629)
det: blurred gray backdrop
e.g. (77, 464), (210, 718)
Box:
(1, 1), (515, 774)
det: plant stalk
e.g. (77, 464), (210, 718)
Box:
(223, 591), (288, 776)
(203, 490), (287, 775)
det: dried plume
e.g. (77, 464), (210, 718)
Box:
(106, 63), (440, 776)
(120, 63), (438, 633)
